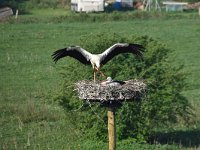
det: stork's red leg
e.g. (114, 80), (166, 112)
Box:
(95, 67), (105, 77)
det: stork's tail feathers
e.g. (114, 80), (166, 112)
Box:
(52, 48), (67, 63)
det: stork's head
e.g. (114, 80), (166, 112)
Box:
(96, 62), (101, 68)
(91, 62), (100, 69)
(107, 77), (112, 82)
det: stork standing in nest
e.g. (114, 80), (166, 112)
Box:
(52, 43), (144, 82)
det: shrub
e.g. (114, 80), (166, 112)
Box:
(0, 0), (70, 11)
(56, 33), (193, 142)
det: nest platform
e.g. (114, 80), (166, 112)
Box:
(75, 80), (146, 106)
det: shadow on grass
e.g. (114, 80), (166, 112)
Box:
(149, 129), (200, 148)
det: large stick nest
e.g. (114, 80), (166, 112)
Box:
(75, 80), (146, 102)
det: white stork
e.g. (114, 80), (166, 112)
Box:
(101, 77), (125, 86)
(52, 43), (144, 82)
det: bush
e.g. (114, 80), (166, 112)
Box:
(0, 0), (70, 11)
(56, 33), (193, 142)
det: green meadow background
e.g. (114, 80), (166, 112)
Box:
(0, 6), (200, 149)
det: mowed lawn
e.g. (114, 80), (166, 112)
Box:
(0, 10), (200, 149)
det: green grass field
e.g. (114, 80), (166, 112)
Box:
(0, 9), (200, 149)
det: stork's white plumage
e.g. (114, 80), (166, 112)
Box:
(52, 43), (144, 81)
(101, 77), (125, 86)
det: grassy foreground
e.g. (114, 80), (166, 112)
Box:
(0, 9), (200, 149)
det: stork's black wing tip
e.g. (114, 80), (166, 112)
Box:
(130, 43), (145, 50)
(51, 56), (57, 63)
(52, 56), (57, 61)
(51, 52), (56, 61)
(129, 43), (145, 49)
(129, 43), (145, 58)
(51, 47), (68, 63)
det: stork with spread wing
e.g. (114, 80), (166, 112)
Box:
(52, 43), (144, 82)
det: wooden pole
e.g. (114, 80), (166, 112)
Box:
(108, 107), (116, 150)
(199, 7), (200, 17)
(15, 9), (18, 19)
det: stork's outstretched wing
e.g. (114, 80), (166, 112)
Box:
(99, 43), (144, 65)
(52, 46), (91, 65)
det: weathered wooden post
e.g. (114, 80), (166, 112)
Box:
(108, 107), (116, 150)
(199, 7), (200, 17)
(15, 9), (19, 19)
(75, 80), (146, 150)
